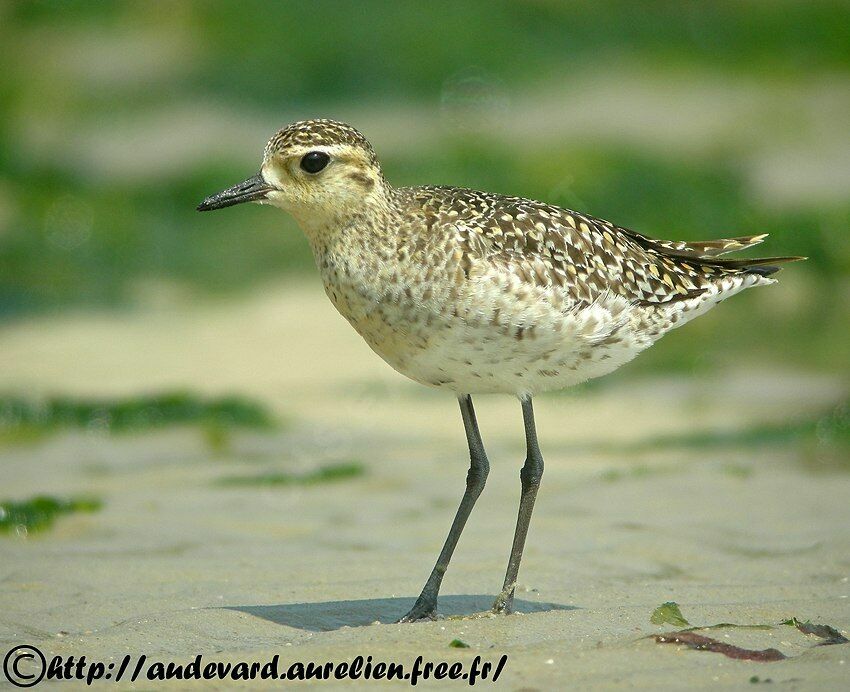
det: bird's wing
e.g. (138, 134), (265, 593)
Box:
(431, 189), (714, 305)
(411, 186), (800, 307)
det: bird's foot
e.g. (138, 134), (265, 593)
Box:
(492, 584), (516, 615)
(397, 597), (438, 623)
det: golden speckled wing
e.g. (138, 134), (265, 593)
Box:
(405, 186), (740, 306)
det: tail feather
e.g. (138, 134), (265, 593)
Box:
(688, 233), (767, 257)
(638, 254), (805, 306)
(666, 233), (770, 258)
(619, 224), (805, 275)
(701, 255), (807, 276)
(620, 228), (771, 259)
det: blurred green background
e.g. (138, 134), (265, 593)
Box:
(1, 0), (848, 375)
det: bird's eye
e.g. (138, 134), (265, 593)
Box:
(300, 151), (330, 174)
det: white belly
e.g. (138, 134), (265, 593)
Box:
(399, 306), (649, 396)
(323, 268), (656, 397)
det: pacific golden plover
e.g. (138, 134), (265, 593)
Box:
(198, 119), (801, 622)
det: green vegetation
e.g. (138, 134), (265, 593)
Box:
(1, 2), (848, 373)
(651, 605), (847, 661)
(0, 392), (277, 443)
(781, 618), (849, 645)
(0, 495), (101, 535)
(692, 622), (775, 632)
(600, 464), (675, 483)
(8, 2), (848, 104)
(448, 639), (470, 649)
(218, 462), (365, 487)
(649, 605), (847, 640)
(595, 401), (849, 471)
(667, 403), (850, 468)
(650, 602), (690, 627)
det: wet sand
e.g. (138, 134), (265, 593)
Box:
(1, 281), (848, 688)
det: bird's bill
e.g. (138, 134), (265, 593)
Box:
(196, 173), (272, 211)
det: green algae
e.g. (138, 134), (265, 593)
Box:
(217, 462), (365, 487)
(0, 495), (102, 535)
(0, 392), (278, 444)
(650, 602), (690, 627)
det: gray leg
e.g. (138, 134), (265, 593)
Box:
(398, 394), (489, 622)
(493, 397), (544, 614)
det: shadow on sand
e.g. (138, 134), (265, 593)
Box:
(225, 595), (575, 632)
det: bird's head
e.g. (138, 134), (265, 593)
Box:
(197, 119), (387, 228)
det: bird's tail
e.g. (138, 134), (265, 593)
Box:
(622, 230), (774, 259)
(621, 227), (806, 274)
(700, 255), (807, 277)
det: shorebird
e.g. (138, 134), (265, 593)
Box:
(198, 119), (801, 622)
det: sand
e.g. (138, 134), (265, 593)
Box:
(1, 281), (848, 689)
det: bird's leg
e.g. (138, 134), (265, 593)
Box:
(493, 397), (544, 614)
(397, 394), (489, 623)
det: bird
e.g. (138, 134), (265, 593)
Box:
(197, 118), (802, 622)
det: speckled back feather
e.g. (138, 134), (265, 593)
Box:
(402, 186), (800, 308)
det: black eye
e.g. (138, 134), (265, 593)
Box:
(300, 151), (330, 174)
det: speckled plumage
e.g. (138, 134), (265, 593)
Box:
(251, 119), (797, 397)
(198, 118), (802, 621)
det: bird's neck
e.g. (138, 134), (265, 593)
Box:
(291, 183), (403, 280)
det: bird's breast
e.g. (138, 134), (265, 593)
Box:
(313, 250), (653, 395)
(317, 253), (430, 371)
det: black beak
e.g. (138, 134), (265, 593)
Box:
(196, 173), (272, 211)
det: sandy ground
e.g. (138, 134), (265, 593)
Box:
(1, 281), (849, 689)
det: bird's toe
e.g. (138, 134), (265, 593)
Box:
(492, 587), (516, 615)
(396, 603), (438, 623)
